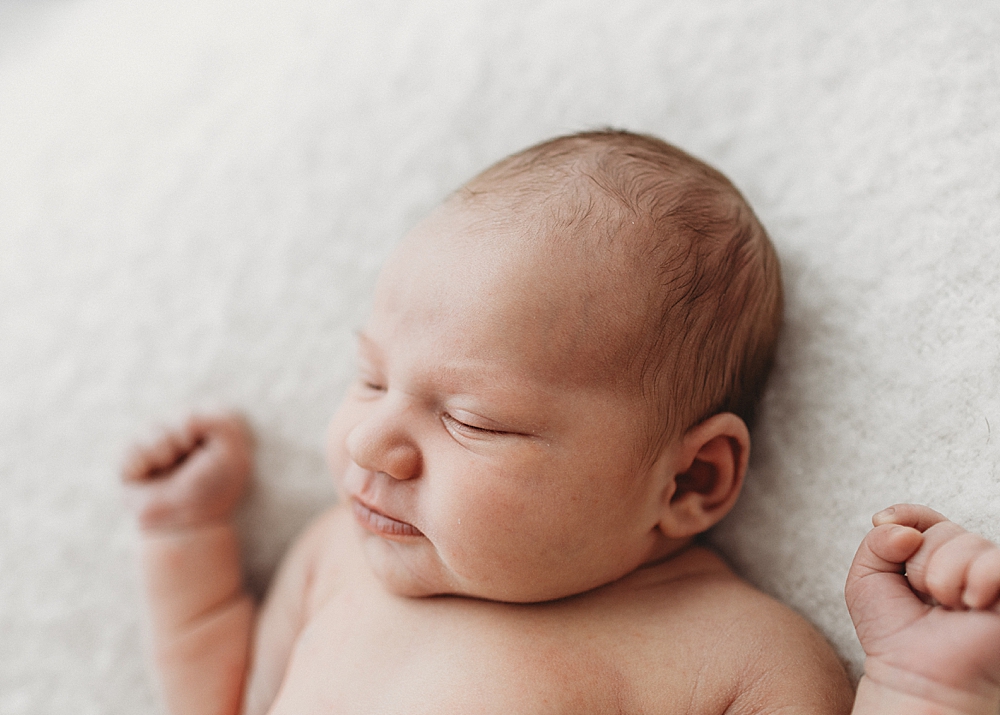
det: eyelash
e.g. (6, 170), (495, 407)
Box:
(362, 381), (386, 392)
(442, 412), (508, 436)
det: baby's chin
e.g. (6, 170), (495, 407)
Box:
(359, 533), (541, 602)
(358, 531), (462, 598)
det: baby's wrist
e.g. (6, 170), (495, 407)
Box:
(853, 659), (1000, 715)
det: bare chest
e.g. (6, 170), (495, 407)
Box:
(267, 579), (726, 715)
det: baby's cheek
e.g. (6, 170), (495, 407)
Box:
(447, 474), (552, 562)
(324, 409), (353, 485)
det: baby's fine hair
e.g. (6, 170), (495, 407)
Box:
(460, 129), (783, 445)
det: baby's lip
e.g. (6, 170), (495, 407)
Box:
(351, 497), (424, 539)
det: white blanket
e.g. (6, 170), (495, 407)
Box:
(2, 1), (998, 711)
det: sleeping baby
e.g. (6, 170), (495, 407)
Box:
(123, 130), (1000, 715)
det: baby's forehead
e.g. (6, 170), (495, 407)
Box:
(386, 196), (662, 390)
(403, 188), (656, 300)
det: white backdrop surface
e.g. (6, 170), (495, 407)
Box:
(1, 1), (998, 712)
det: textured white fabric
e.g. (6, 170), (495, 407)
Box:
(1, 1), (998, 711)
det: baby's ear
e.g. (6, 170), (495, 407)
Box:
(656, 413), (750, 539)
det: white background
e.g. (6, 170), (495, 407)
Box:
(1, 1), (998, 711)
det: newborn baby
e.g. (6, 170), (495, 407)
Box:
(123, 130), (1000, 715)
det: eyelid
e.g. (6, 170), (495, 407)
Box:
(443, 412), (509, 437)
(354, 363), (386, 393)
(444, 409), (540, 440)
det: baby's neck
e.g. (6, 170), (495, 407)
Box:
(608, 540), (732, 594)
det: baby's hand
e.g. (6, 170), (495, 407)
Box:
(122, 414), (253, 530)
(846, 504), (1000, 715)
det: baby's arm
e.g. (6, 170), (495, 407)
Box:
(122, 415), (256, 715)
(846, 504), (1000, 715)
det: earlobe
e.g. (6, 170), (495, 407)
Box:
(657, 413), (750, 539)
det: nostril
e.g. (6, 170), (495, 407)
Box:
(345, 416), (421, 481)
(382, 444), (422, 481)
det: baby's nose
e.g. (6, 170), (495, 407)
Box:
(345, 409), (422, 481)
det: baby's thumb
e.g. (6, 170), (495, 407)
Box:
(845, 524), (926, 651)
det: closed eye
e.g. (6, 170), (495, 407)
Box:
(355, 376), (387, 394)
(442, 412), (511, 437)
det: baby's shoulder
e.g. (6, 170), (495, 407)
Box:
(267, 503), (367, 612)
(592, 546), (853, 714)
(595, 544), (786, 623)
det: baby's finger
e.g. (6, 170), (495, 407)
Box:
(964, 546), (1000, 610)
(920, 532), (995, 609)
(123, 424), (198, 482)
(855, 523), (925, 572)
(138, 430), (185, 474)
(121, 447), (152, 482)
(846, 524), (927, 641)
(172, 422), (200, 455)
(873, 504), (948, 532)
(186, 413), (230, 439)
(906, 521), (968, 598)
(188, 413), (252, 451)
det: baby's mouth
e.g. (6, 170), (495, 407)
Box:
(351, 497), (424, 539)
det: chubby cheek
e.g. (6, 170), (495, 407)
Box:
(428, 451), (595, 599)
(324, 401), (356, 494)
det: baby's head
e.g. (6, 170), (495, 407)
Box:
(328, 130), (782, 603)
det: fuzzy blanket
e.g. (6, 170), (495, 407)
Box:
(2, 1), (998, 711)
